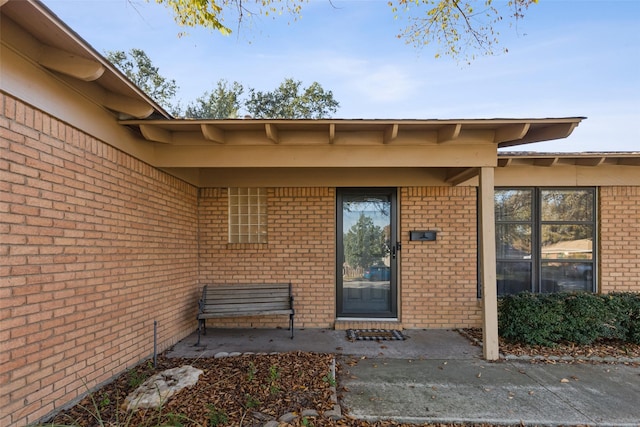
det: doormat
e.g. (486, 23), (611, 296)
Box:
(346, 329), (406, 341)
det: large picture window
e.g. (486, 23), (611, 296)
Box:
(495, 188), (596, 296)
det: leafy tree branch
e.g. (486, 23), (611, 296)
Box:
(149, 0), (538, 62)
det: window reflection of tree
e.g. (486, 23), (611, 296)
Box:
(541, 190), (593, 260)
(541, 225), (592, 254)
(343, 198), (390, 217)
(495, 189), (532, 221)
(342, 196), (391, 272)
(542, 190), (593, 222)
(495, 190), (533, 259)
(344, 214), (387, 270)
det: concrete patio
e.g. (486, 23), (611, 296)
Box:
(165, 328), (640, 426)
(166, 328), (480, 360)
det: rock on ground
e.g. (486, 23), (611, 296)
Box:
(122, 365), (203, 411)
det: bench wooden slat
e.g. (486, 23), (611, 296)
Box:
(202, 298), (291, 306)
(203, 304), (291, 312)
(202, 303), (291, 313)
(196, 283), (294, 345)
(201, 304), (293, 312)
(204, 285), (289, 290)
(203, 293), (290, 300)
(203, 295), (289, 300)
(205, 289), (289, 295)
(203, 296), (290, 303)
(204, 287), (289, 292)
(204, 296), (289, 303)
(199, 309), (293, 318)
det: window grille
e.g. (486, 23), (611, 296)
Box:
(494, 187), (596, 295)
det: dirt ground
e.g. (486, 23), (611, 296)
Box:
(45, 331), (640, 427)
(462, 328), (640, 361)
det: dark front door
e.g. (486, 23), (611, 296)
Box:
(337, 188), (398, 318)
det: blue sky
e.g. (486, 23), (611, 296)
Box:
(43, 0), (639, 152)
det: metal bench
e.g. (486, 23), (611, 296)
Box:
(196, 283), (294, 345)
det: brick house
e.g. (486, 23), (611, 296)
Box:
(1, 1), (639, 425)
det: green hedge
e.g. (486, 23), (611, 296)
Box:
(498, 292), (640, 346)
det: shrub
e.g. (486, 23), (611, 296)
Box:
(601, 293), (632, 340)
(498, 292), (564, 346)
(498, 292), (640, 346)
(562, 292), (607, 344)
(611, 292), (640, 344)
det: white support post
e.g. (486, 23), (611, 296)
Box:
(479, 167), (499, 360)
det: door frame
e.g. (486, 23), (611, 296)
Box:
(336, 187), (398, 318)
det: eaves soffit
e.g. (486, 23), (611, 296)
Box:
(0, 0), (168, 119)
(498, 152), (640, 167)
(118, 118), (586, 147)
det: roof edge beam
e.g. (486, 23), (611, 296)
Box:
(140, 124), (172, 144)
(153, 144), (497, 168)
(201, 124), (226, 144)
(265, 123), (280, 143)
(38, 45), (105, 81)
(500, 122), (578, 148)
(617, 158), (640, 166)
(383, 124), (399, 144)
(534, 157), (559, 167)
(497, 158), (513, 167)
(104, 93), (154, 119)
(445, 167), (479, 186)
(575, 157), (606, 166)
(438, 124), (462, 144)
(494, 123), (530, 143)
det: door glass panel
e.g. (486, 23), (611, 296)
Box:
(340, 192), (392, 315)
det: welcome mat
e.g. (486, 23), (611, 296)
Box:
(346, 329), (406, 341)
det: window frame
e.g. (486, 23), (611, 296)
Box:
(495, 188), (535, 295)
(494, 187), (597, 295)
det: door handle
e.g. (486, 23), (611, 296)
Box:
(392, 242), (401, 259)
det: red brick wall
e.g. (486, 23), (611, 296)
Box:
(400, 187), (481, 328)
(599, 187), (640, 292)
(198, 187), (335, 328)
(0, 94), (199, 426)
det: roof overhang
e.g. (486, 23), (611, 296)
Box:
(112, 118), (586, 172)
(444, 151), (640, 186)
(0, 0), (169, 119)
(118, 117), (585, 149)
(498, 152), (640, 167)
